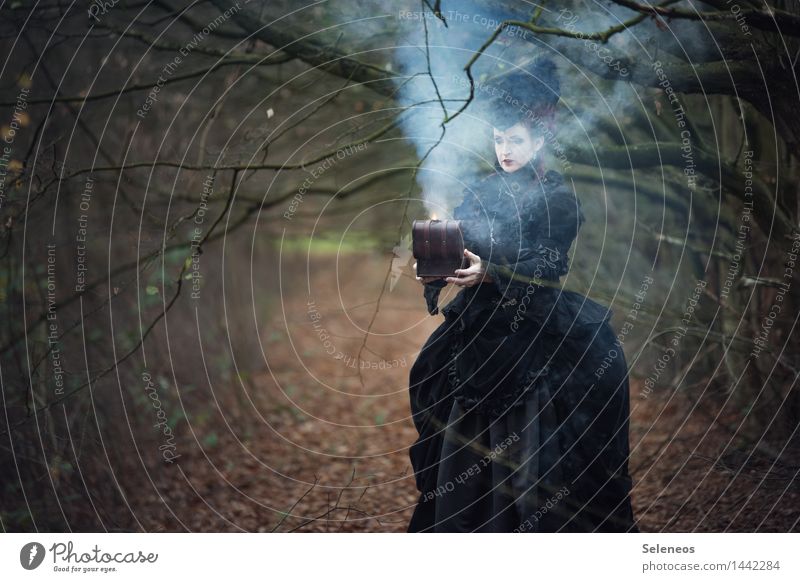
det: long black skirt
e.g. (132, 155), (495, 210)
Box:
(407, 284), (639, 532)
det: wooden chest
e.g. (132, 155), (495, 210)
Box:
(412, 219), (466, 277)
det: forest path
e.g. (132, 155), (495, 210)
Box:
(130, 255), (799, 532)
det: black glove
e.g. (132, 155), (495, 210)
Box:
(423, 279), (448, 315)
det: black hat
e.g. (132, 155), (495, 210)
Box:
(475, 55), (560, 131)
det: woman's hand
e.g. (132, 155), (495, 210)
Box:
(413, 261), (445, 285)
(447, 249), (494, 287)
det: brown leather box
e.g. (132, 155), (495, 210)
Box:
(412, 219), (466, 278)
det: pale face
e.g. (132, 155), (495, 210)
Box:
(493, 122), (544, 173)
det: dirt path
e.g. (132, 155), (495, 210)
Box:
(129, 256), (800, 532)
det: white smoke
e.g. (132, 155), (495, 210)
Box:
(388, 0), (717, 219)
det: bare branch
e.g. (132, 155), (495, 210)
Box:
(610, 0), (800, 37)
(209, 0), (398, 97)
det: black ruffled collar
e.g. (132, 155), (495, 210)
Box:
(487, 160), (562, 196)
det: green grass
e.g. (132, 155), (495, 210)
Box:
(277, 232), (384, 255)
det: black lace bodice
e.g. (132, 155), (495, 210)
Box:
(422, 164), (595, 322)
(453, 166), (584, 291)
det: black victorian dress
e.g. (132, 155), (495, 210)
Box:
(407, 163), (638, 533)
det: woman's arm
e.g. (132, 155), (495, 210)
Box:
(483, 186), (584, 290)
(445, 188), (495, 287)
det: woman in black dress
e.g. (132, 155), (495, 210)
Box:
(408, 57), (638, 533)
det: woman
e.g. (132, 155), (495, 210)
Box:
(408, 57), (638, 532)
